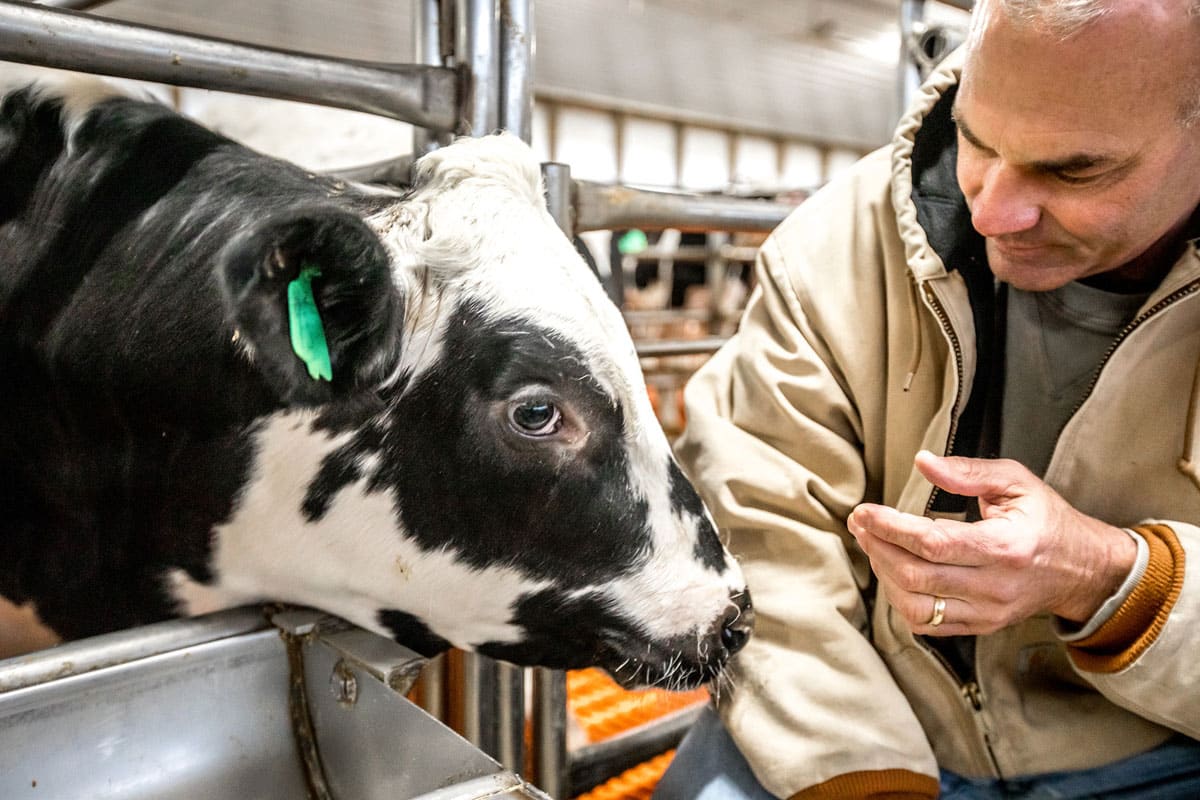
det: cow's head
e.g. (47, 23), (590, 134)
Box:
(211, 133), (751, 689)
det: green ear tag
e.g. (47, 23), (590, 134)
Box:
(287, 264), (333, 382)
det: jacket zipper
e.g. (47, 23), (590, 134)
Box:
(915, 280), (1003, 775)
(919, 283), (964, 516)
(959, 680), (1002, 777)
(918, 612), (1003, 775)
(1059, 279), (1200, 429)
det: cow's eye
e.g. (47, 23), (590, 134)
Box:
(510, 400), (561, 437)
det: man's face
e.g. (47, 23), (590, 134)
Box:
(954, 1), (1200, 292)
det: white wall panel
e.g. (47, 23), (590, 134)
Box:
(780, 142), (824, 190)
(733, 135), (779, 192)
(679, 127), (729, 192)
(827, 147), (865, 181)
(555, 107), (619, 183)
(621, 117), (677, 188)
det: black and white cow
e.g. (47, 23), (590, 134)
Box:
(0, 71), (752, 689)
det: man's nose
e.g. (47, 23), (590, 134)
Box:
(962, 162), (1041, 238)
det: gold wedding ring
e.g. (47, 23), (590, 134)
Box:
(928, 596), (946, 628)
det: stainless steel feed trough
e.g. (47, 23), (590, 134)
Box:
(0, 607), (549, 800)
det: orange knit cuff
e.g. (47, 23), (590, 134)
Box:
(1068, 524), (1185, 674)
(787, 769), (939, 800)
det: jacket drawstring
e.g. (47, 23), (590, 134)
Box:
(1179, 357), (1200, 490)
(903, 272), (924, 392)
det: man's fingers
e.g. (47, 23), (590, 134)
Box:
(849, 503), (990, 567)
(875, 575), (977, 636)
(852, 524), (982, 598)
(914, 450), (1031, 501)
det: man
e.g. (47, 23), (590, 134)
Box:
(656, 0), (1200, 797)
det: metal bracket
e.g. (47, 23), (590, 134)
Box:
(269, 607), (428, 800)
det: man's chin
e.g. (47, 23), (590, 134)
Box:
(986, 244), (1087, 292)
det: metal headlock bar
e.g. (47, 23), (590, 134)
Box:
(0, 2), (460, 131)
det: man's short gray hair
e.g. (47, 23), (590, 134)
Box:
(968, 0), (1200, 127)
(968, 0), (1110, 38)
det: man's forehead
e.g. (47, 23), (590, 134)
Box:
(956, 6), (1194, 155)
(950, 96), (1132, 168)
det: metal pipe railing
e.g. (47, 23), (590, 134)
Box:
(498, 0), (533, 142)
(575, 180), (794, 234)
(636, 337), (727, 358)
(0, 2), (460, 132)
(33, 0), (115, 10)
(0, 607), (265, 693)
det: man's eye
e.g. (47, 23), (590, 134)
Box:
(1053, 171), (1101, 185)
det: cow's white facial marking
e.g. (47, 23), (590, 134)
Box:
(177, 412), (553, 651)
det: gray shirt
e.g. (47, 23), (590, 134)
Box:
(1000, 281), (1149, 478)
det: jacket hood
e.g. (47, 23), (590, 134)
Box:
(890, 46), (988, 286)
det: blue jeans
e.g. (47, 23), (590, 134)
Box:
(653, 706), (1200, 800)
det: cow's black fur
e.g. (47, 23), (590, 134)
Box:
(0, 80), (751, 686)
(0, 89), (399, 639)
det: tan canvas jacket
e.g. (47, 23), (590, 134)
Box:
(676, 47), (1200, 800)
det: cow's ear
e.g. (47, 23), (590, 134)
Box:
(218, 207), (402, 405)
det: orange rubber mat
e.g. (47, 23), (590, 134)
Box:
(567, 668), (707, 799)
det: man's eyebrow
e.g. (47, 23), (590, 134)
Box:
(951, 102), (1120, 173)
(950, 105), (995, 155)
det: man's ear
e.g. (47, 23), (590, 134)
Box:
(218, 206), (402, 405)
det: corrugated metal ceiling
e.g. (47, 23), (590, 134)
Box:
(84, 0), (969, 149)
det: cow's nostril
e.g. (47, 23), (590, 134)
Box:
(720, 595), (754, 655)
(721, 622), (749, 654)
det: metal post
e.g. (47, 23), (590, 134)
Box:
(461, 653), (495, 754)
(704, 231), (729, 335)
(0, 3), (459, 132)
(498, 0), (534, 142)
(455, 0), (501, 136)
(529, 159), (575, 799)
(414, 0), (452, 156)
(531, 667), (569, 798)
(461, 653), (527, 775)
(495, 661), (527, 774)
(898, 0), (927, 121)
(542, 163), (575, 237)
(419, 653), (445, 721)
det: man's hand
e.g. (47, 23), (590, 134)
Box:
(847, 451), (1137, 636)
